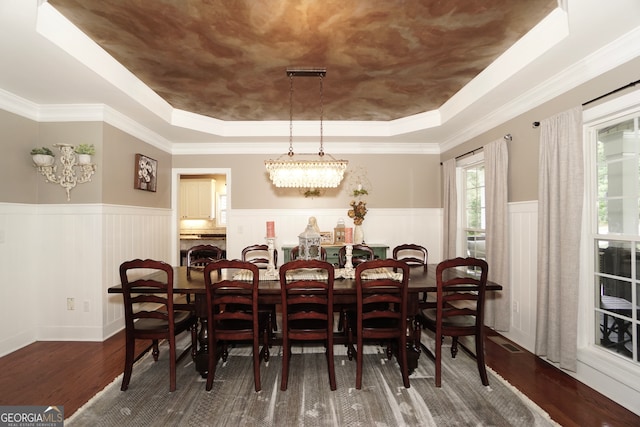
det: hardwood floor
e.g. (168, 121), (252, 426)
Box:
(0, 329), (638, 426)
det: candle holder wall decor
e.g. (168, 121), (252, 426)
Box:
(32, 143), (97, 201)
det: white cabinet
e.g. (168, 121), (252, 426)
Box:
(180, 179), (215, 219)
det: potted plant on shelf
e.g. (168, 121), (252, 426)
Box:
(74, 144), (95, 164)
(30, 147), (55, 167)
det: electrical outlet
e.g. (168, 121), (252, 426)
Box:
(513, 301), (519, 313)
(67, 298), (75, 311)
(83, 300), (90, 312)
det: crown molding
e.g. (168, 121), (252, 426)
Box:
(439, 23), (640, 153)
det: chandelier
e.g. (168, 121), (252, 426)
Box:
(265, 68), (348, 189)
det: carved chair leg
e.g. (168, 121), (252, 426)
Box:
(190, 323), (198, 360)
(451, 337), (459, 358)
(152, 340), (160, 361)
(222, 343), (229, 362)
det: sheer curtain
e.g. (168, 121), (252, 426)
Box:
(442, 159), (457, 260)
(535, 106), (583, 371)
(484, 138), (510, 331)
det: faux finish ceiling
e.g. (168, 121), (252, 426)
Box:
(48, 0), (557, 122)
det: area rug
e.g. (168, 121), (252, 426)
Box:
(67, 333), (558, 426)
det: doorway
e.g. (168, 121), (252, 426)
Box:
(171, 168), (231, 266)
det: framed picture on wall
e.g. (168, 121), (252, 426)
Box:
(134, 153), (157, 192)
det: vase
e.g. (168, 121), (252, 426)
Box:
(32, 154), (54, 167)
(354, 224), (364, 244)
(77, 154), (92, 165)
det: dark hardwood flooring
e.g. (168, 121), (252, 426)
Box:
(0, 329), (638, 426)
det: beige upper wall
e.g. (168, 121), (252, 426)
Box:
(441, 56), (640, 202)
(102, 125), (171, 208)
(172, 153), (441, 209)
(0, 117), (171, 207)
(0, 110), (39, 204)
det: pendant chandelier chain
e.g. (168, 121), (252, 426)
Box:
(288, 74), (294, 157)
(319, 74), (324, 157)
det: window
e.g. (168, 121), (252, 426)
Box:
(590, 112), (640, 363)
(458, 154), (486, 260)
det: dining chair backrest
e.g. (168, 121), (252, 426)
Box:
(242, 244), (278, 269)
(186, 244), (224, 278)
(338, 244), (375, 267)
(422, 256), (489, 387)
(353, 258), (410, 389)
(290, 245), (327, 261)
(119, 258), (197, 392)
(435, 257), (488, 338)
(279, 259), (336, 391)
(120, 259), (175, 332)
(393, 243), (428, 271)
(203, 259), (265, 392)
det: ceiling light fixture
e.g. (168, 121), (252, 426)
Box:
(265, 68), (348, 189)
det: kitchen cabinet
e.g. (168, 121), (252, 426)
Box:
(180, 179), (215, 219)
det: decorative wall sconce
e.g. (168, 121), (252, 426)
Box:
(32, 144), (96, 201)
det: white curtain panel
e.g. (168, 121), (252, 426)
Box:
(484, 137), (510, 331)
(535, 106), (583, 372)
(442, 158), (457, 260)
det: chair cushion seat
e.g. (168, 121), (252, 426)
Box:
(134, 310), (193, 332)
(421, 308), (477, 328)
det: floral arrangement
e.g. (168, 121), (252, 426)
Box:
(348, 200), (367, 225)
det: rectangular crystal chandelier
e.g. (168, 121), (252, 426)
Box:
(265, 68), (348, 189)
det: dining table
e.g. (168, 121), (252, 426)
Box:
(108, 263), (502, 377)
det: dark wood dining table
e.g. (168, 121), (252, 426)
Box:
(108, 264), (502, 376)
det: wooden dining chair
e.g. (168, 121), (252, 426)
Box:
(393, 243), (430, 308)
(242, 244), (278, 269)
(351, 258), (410, 389)
(279, 259), (336, 391)
(186, 244), (224, 279)
(119, 259), (197, 392)
(337, 244), (376, 333)
(290, 245), (327, 261)
(204, 260), (269, 392)
(242, 244), (278, 333)
(338, 244), (374, 268)
(418, 257), (489, 387)
(392, 244), (428, 271)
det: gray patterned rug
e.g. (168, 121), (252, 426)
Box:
(67, 332), (558, 426)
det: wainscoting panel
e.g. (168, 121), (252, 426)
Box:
(102, 205), (173, 339)
(0, 203), (39, 357)
(505, 201), (538, 352)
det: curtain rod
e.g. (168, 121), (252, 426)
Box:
(582, 78), (640, 106)
(440, 134), (512, 165)
(532, 79), (640, 128)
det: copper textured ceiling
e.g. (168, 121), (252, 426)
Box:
(48, 0), (557, 122)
